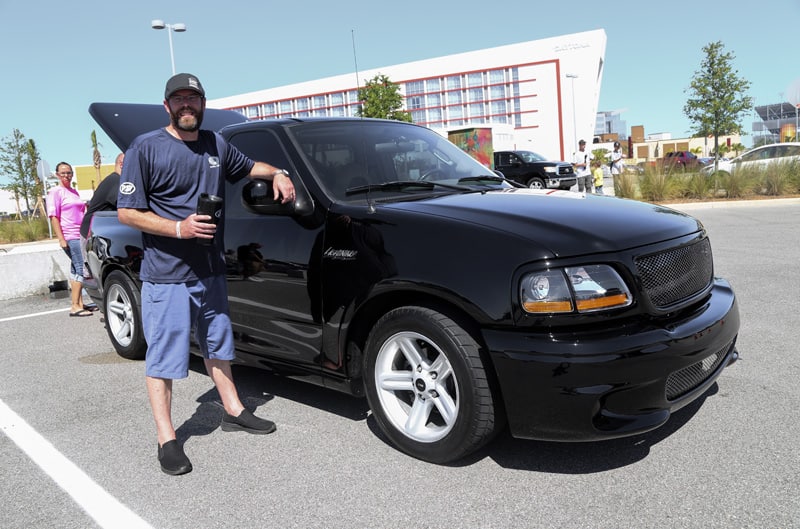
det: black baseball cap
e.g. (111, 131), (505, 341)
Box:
(579, 139), (586, 145)
(164, 73), (205, 99)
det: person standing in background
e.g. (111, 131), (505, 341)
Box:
(80, 152), (124, 239)
(47, 162), (93, 317)
(610, 141), (624, 177)
(573, 139), (593, 193)
(592, 159), (605, 195)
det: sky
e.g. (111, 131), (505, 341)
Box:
(1, 0), (799, 185)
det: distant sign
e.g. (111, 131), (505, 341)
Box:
(787, 79), (800, 109)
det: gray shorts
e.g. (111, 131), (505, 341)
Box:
(142, 275), (234, 379)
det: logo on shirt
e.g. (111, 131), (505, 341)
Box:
(208, 157), (220, 169)
(119, 182), (136, 195)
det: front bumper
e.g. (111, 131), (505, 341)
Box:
(484, 278), (739, 441)
(547, 177), (577, 189)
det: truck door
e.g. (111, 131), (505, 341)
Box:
(223, 128), (323, 367)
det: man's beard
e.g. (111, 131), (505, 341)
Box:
(171, 108), (204, 132)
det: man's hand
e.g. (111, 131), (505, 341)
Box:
(273, 172), (295, 204)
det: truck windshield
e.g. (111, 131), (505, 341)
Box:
(291, 120), (507, 200)
(515, 151), (548, 163)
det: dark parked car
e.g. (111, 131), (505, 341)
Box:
(84, 102), (739, 464)
(493, 150), (577, 189)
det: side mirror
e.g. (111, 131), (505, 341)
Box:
(241, 179), (313, 216)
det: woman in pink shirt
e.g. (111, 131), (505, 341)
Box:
(47, 162), (93, 317)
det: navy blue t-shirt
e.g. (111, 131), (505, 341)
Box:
(118, 128), (254, 283)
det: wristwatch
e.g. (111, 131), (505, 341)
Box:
(273, 168), (289, 177)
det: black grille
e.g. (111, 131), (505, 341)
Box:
(635, 238), (713, 308)
(665, 339), (733, 400)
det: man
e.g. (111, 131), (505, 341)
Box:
(80, 152), (124, 239)
(573, 139), (593, 193)
(610, 141), (624, 176)
(117, 73), (295, 475)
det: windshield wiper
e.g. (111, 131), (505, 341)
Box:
(458, 175), (525, 188)
(345, 180), (470, 196)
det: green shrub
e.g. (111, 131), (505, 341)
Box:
(639, 170), (674, 202)
(759, 160), (796, 196)
(0, 217), (50, 244)
(685, 172), (713, 199)
(613, 173), (637, 199)
(723, 168), (753, 199)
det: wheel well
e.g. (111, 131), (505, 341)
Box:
(345, 290), (505, 416)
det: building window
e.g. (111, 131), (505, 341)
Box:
(262, 102), (275, 117)
(330, 92), (344, 106)
(490, 101), (507, 116)
(446, 76), (461, 90)
(296, 98), (309, 111)
(428, 108), (442, 123)
(467, 72), (483, 87)
(246, 105), (259, 118)
(330, 106), (345, 117)
(411, 110), (425, 123)
(312, 95), (326, 109)
(426, 78), (441, 92)
(427, 93), (441, 107)
(279, 100), (293, 114)
(449, 105), (463, 120)
(489, 85), (505, 100)
(447, 91), (462, 105)
(406, 80), (424, 95)
(347, 90), (359, 103)
(469, 103), (484, 121)
(468, 88), (483, 102)
(489, 69), (505, 84)
(408, 96), (423, 110)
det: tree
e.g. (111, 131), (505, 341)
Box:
(356, 74), (412, 122)
(90, 130), (103, 188)
(0, 129), (42, 216)
(683, 41), (753, 179)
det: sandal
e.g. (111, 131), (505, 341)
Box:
(69, 309), (94, 317)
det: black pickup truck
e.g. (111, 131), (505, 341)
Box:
(493, 150), (577, 189)
(84, 102), (739, 464)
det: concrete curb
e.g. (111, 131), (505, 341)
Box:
(0, 240), (71, 301)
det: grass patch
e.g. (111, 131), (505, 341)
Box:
(0, 217), (50, 244)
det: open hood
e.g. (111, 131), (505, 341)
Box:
(88, 102), (248, 151)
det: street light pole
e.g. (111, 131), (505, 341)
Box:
(151, 20), (186, 75)
(566, 73), (578, 153)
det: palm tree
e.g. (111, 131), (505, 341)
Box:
(90, 130), (102, 188)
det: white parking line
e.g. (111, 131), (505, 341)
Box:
(0, 308), (70, 323)
(0, 399), (155, 529)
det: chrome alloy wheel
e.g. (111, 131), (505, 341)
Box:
(373, 331), (459, 443)
(105, 282), (135, 348)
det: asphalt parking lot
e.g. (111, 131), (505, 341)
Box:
(1, 199), (798, 529)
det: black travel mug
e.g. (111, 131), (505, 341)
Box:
(195, 193), (223, 246)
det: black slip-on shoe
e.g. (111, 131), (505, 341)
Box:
(157, 440), (192, 475)
(221, 409), (276, 435)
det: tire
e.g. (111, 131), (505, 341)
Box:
(363, 306), (501, 463)
(526, 177), (546, 189)
(103, 270), (147, 360)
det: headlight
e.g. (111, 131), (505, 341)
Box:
(520, 264), (632, 314)
(544, 166), (557, 173)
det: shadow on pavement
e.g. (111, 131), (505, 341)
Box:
(184, 356), (719, 473)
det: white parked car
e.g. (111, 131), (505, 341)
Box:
(701, 143), (800, 176)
